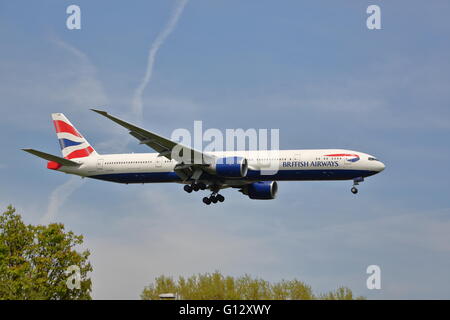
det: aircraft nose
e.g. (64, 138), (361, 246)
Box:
(377, 161), (385, 172)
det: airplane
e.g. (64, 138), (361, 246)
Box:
(23, 110), (385, 205)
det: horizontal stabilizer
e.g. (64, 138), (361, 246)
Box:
(22, 149), (80, 167)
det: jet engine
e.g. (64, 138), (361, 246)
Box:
(241, 181), (278, 200)
(210, 156), (248, 178)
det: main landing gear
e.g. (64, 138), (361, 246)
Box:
(351, 177), (364, 194)
(203, 193), (225, 205)
(183, 182), (207, 193)
(183, 183), (225, 205)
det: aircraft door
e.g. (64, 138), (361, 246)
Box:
(97, 159), (104, 171)
(155, 158), (162, 169)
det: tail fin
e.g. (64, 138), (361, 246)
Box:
(51, 113), (98, 159)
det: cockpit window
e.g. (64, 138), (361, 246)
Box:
(368, 157), (379, 161)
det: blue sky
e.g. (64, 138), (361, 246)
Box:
(1, 0), (450, 299)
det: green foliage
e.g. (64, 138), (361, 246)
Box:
(0, 205), (92, 300)
(141, 271), (364, 300)
(319, 287), (366, 300)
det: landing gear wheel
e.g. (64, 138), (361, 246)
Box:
(184, 185), (193, 193)
(351, 187), (358, 194)
(216, 194), (225, 202)
(198, 183), (207, 190)
(192, 184), (200, 192)
(203, 197), (211, 205)
(210, 195), (218, 204)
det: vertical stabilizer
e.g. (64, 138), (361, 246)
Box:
(51, 113), (98, 159)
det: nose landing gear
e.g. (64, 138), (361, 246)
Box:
(351, 177), (364, 194)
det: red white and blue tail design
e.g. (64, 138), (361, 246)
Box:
(51, 113), (98, 159)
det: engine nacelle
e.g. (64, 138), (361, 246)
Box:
(244, 181), (278, 200)
(212, 156), (248, 178)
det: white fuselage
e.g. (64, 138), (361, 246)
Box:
(59, 149), (385, 185)
(25, 111), (386, 202)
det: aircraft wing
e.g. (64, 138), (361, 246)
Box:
(91, 109), (214, 167)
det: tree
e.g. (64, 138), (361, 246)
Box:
(319, 287), (365, 300)
(141, 271), (364, 300)
(0, 205), (92, 299)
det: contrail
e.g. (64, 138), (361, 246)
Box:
(131, 0), (189, 121)
(42, 39), (105, 224)
(42, 1), (188, 223)
(42, 176), (85, 224)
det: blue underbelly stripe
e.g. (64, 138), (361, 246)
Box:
(89, 169), (377, 184)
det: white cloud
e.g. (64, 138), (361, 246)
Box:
(42, 176), (85, 225)
(0, 38), (109, 132)
(37, 38), (108, 224)
(50, 38), (109, 112)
